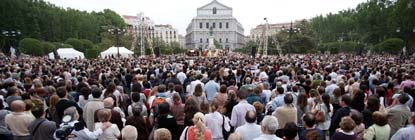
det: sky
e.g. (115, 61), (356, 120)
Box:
(44, 0), (367, 35)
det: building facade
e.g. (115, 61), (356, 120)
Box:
(249, 21), (300, 41)
(185, 0), (245, 50)
(122, 13), (178, 44)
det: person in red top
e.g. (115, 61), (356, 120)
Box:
(180, 112), (212, 140)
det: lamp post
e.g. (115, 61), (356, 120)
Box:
(281, 21), (300, 52)
(108, 28), (126, 57)
(1, 29), (21, 57)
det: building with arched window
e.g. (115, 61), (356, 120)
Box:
(185, 0), (245, 50)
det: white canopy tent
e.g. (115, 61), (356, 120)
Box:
(100, 46), (134, 58)
(48, 48), (85, 59)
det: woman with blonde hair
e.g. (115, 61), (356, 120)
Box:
(180, 112), (212, 140)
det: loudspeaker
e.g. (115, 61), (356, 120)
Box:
(251, 46), (257, 58)
(155, 47), (160, 57)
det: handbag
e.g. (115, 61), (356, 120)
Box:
(315, 104), (325, 123)
(222, 115), (230, 140)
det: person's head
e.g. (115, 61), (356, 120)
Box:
(227, 133), (242, 140)
(91, 87), (102, 99)
(253, 101), (264, 114)
(219, 85), (227, 93)
(192, 112), (207, 140)
(237, 89), (249, 100)
(284, 94), (293, 105)
(340, 95), (352, 107)
(339, 116), (356, 133)
(49, 95), (60, 107)
(10, 100), (25, 112)
(131, 103), (143, 116)
(283, 122), (298, 140)
(7, 86), (19, 96)
(210, 99), (220, 112)
(350, 110), (363, 125)
(260, 115), (279, 134)
(31, 106), (45, 118)
(63, 107), (79, 122)
(305, 129), (324, 140)
(245, 110), (257, 124)
(158, 84), (167, 93)
(302, 112), (316, 128)
(372, 111), (388, 126)
(103, 97), (114, 109)
(399, 93), (410, 104)
(56, 86), (67, 98)
(277, 87), (284, 95)
(98, 109), (112, 122)
(172, 92), (181, 103)
(131, 92), (141, 103)
(153, 128), (172, 140)
(81, 87), (90, 100)
(366, 96), (380, 111)
(122, 125), (138, 140)
(158, 102), (170, 115)
(194, 84), (203, 96)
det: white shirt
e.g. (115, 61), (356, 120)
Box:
(95, 123), (120, 140)
(259, 71), (269, 81)
(204, 112), (230, 139)
(253, 134), (282, 140)
(176, 72), (187, 84)
(235, 123), (262, 140)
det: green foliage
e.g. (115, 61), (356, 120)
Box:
(0, 0), (127, 55)
(234, 40), (257, 54)
(80, 39), (94, 51)
(372, 38), (404, 54)
(85, 48), (99, 59)
(41, 41), (56, 54)
(214, 40), (222, 49)
(19, 38), (43, 56)
(319, 41), (365, 54)
(65, 38), (83, 52)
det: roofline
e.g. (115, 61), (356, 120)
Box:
(197, 0), (232, 10)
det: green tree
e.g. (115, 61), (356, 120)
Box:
(65, 38), (83, 52)
(19, 38), (43, 56)
(41, 41), (56, 54)
(372, 38), (404, 54)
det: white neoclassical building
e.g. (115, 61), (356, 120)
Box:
(185, 0), (245, 50)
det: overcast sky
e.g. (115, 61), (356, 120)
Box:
(45, 0), (366, 35)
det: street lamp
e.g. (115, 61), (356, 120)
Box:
(108, 28), (126, 57)
(281, 21), (301, 52)
(1, 29), (21, 57)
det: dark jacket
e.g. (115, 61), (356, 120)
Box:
(125, 116), (152, 140)
(329, 106), (351, 136)
(27, 118), (56, 140)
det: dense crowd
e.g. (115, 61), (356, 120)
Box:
(0, 53), (414, 140)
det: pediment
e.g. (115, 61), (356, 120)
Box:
(197, 0), (232, 10)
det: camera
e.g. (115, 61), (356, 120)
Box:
(55, 115), (74, 139)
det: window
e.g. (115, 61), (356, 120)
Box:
(199, 22), (203, 29)
(226, 38), (228, 43)
(206, 23), (209, 29)
(219, 38), (222, 43)
(206, 38), (209, 43)
(219, 22), (222, 29)
(226, 22), (229, 28)
(213, 7), (217, 14)
(200, 38), (203, 43)
(213, 23), (216, 28)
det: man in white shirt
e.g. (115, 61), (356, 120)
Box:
(176, 69), (187, 85)
(230, 90), (256, 128)
(235, 111), (261, 140)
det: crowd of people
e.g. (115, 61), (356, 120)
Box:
(0, 53), (414, 140)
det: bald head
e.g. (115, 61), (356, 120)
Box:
(10, 100), (25, 112)
(245, 110), (257, 123)
(103, 97), (114, 108)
